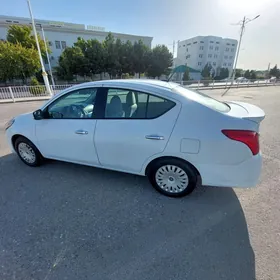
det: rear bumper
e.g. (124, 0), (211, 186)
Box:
(198, 153), (262, 188)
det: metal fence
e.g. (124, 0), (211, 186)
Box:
(176, 79), (280, 89)
(0, 84), (74, 102)
(0, 79), (279, 103)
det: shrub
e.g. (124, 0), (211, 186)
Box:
(30, 77), (45, 95)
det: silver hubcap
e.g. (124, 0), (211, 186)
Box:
(18, 143), (36, 164)
(155, 165), (189, 193)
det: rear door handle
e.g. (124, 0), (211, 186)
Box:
(145, 135), (164, 140)
(75, 129), (88, 135)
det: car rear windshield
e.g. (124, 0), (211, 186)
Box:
(173, 86), (230, 113)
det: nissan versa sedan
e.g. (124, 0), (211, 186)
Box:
(5, 80), (265, 197)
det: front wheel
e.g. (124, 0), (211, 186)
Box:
(148, 159), (198, 197)
(15, 136), (42, 167)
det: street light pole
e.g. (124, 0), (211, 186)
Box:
(231, 15), (260, 81)
(26, 0), (52, 96)
(41, 26), (55, 87)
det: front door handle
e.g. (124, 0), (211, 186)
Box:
(75, 129), (88, 135)
(145, 135), (164, 140)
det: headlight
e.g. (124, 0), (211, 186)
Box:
(5, 118), (15, 130)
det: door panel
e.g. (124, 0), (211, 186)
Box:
(35, 87), (100, 165)
(35, 119), (99, 165)
(94, 88), (180, 173)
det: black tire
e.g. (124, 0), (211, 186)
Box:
(148, 158), (198, 197)
(15, 136), (42, 167)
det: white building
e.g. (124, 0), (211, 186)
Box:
(0, 15), (153, 70)
(176, 36), (238, 78)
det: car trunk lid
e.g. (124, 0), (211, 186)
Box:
(225, 101), (265, 124)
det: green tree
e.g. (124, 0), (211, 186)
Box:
(250, 70), (257, 80)
(132, 40), (150, 78)
(219, 68), (229, 80)
(269, 65), (280, 78)
(103, 32), (118, 78)
(183, 67), (190, 81)
(0, 41), (40, 83)
(244, 70), (251, 79)
(7, 25), (50, 58)
(120, 40), (134, 76)
(201, 63), (212, 79)
(146, 45), (173, 78)
(235, 68), (243, 78)
(56, 46), (86, 81)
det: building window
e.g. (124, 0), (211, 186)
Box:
(226, 43), (230, 46)
(61, 41), (67, 49)
(193, 41), (197, 44)
(232, 44), (235, 46)
(200, 41), (204, 43)
(186, 55), (190, 59)
(199, 54), (203, 58)
(214, 54), (217, 58)
(199, 46), (204, 50)
(210, 41), (214, 43)
(225, 48), (229, 51)
(48, 41), (53, 47)
(198, 62), (202, 66)
(228, 63), (232, 66)
(208, 54), (212, 58)
(229, 56), (233, 59)
(187, 43), (191, 46)
(55, 41), (61, 49)
(223, 63), (227, 66)
(213, 62), (216, 66)
(209, 46), (213, 50)
(216, 42), (220, 44)
(224, 55), (228, 59)
(183, 44), (185, 47)
(215, 46), (219, 51)
(231, 48), (234, 52)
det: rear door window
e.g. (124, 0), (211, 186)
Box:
(147, 95), (175, 118)
(103, 88), (175, 119)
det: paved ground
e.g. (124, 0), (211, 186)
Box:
(0, 87), (279, 280)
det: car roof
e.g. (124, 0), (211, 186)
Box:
(67, 79), (184, 101)
(79, 79), (178, 90)
(44, 79), (202, 110)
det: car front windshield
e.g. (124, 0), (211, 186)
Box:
(173, 85), (230, 113)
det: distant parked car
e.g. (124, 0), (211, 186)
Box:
(5, 80), (265, 197)
(236, 77), (249, 83)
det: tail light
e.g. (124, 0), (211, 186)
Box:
(222, 130), (259, 155)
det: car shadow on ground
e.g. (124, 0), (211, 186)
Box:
(0, 153), (255, 280)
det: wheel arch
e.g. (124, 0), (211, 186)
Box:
(144, 156), (201, 178)
(11, 134), (42, 156)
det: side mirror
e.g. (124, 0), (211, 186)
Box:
(33, 109), (44, 120)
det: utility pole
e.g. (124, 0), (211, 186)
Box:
(26, 0), (52, 96)
(231, 15), (260, 81)
(41, 26), (55, 87)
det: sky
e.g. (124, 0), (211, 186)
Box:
(1, 0), (280, 70)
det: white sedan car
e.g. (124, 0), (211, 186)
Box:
(5, 80), (265, 197)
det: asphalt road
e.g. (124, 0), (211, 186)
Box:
(0, 87), (280, 280)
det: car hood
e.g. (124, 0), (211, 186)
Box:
(14, 112), (34, 123)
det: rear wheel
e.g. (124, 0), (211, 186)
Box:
(148, 158), (198, 197)
(15, 136), (42, 167)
